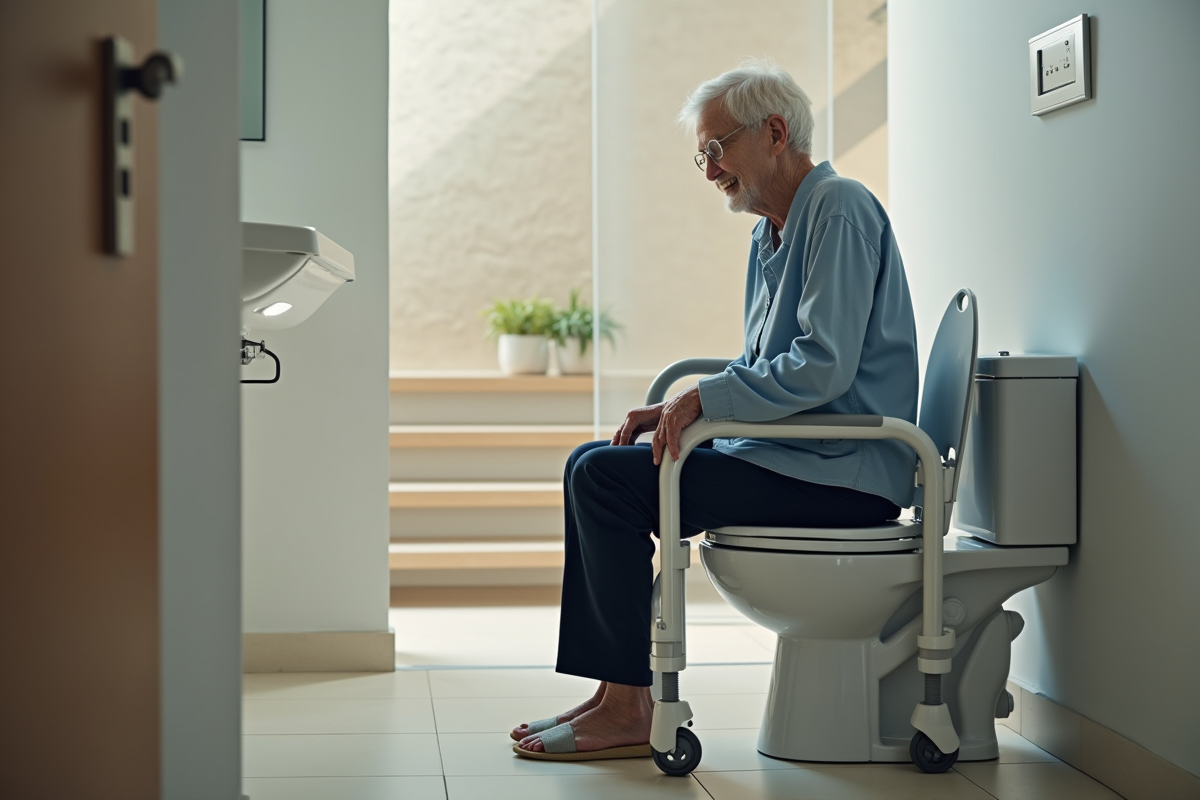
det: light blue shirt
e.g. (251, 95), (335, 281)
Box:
(697, 162), (919, 508)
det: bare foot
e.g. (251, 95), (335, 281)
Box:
(509, 681), (608, 742)
(517, 683), (652, 753)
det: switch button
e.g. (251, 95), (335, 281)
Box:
(1039, 35), (1076, 94)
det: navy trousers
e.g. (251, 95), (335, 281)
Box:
(555, 440), (901, 687)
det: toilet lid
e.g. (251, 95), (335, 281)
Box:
(706, 519), (923, 553)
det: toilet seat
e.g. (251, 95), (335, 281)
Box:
(707, 519), (922, 554)
(705, 527), (1071, 570)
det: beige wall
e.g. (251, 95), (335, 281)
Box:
(594, 0), (834, 419)
(388, 0), (889, 395)
(833, 0), (888, 206)
(389, 0), (593, 371)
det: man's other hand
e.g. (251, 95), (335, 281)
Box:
(652, 385), (703, 465)
(611, 403), (665, 446)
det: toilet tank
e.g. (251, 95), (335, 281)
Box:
(954, 354), (1078, 545)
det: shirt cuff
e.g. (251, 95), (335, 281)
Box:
(698, 373), (734, 421)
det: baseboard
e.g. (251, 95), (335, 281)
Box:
(1000, 680), (1200, 800)
(243, 629), (396, 673)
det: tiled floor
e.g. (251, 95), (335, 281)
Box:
(387, 583), (775, 669)
(242, 590), (1125, 799)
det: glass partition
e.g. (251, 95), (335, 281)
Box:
(592, 0), (832, 429)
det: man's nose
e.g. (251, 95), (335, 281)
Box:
(705, 158), (722, 181)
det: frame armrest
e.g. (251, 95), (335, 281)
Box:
(656, 415), (950, 644)
(753, 413), (883, 428)
(669, 416), (936, 493)
(645, 358), (735, 405)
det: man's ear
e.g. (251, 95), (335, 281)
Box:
(767, 114), (789, 154)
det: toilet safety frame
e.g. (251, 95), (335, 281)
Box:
(648, 289), (977, 775)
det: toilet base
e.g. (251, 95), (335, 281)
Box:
(758, 637), (873, 761)
(755, 607), (1020, 763)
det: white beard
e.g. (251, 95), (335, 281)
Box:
(725, 178), (760, 214)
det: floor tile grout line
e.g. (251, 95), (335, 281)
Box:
(733, 627), (779, 658)
(955, 762), (1091, 800)
(241, 696), (433, 702)
(684, 764), (991, 774)
(951, 765), (1004, 800)
(244, 772), (445, 779)
(691, 770), (719, 800)
(395, 661), (772, 672)
(428, 671), (450, 780)
(245, 732), (447, 739)
(428, 693), (771, 700)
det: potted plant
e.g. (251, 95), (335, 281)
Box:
(549, 288), (621, 375)
(481, 296), (557, 375)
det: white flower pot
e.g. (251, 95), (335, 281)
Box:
(555, 337), (593, 375)
(497, 334), (549, 375)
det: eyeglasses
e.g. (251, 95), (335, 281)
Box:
(694, 124), (747, 170)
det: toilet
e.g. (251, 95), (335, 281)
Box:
(698, 353), (1078, 763)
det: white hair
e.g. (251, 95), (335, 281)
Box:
(677, 58), (814, 156)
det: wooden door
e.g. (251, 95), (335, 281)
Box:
(0, 2), (161, 797)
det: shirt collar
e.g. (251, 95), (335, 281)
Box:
(778, 160), (836, 247)
(751, 217), (774, 259)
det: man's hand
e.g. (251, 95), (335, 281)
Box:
(611, 403), (664, 446)
(651, 385), (703, 465)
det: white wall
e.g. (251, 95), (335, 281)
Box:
(159, 0), (242, 795)
(890, 0), (1200, 776)
(241, 0), (390, 635)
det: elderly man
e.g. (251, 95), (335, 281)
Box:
(512, 59), (918, 761)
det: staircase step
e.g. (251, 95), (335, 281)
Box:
(389, 424), (595, 482)
(390, 371), (593, 394)
(389, 372), (594, 425)
(390, 424), (595, 449)
(390, 507), (564, 541)
(385, 373), (595, 587)
(388, 540), (564, 571)
(390, 449), (576, 482)
(388, 481), (562, 509)
(392, 392), (592, 426)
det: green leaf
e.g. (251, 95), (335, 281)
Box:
(548, 287), (622, 348)
(480, 296), (557, 339)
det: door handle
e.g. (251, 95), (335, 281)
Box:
(103, 37), (183, 257)
(121, 51), (183, 100)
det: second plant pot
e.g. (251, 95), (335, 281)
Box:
(497, 333), (549, 375)
(555, 337), (593, 375)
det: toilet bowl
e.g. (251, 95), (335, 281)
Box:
(696, 353), (1078, 764)
(700, 531), (1066, 762)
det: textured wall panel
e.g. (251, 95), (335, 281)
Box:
(389, 0), (593, 370)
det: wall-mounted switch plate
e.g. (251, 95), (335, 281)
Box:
(1029, 14), (1090, 116)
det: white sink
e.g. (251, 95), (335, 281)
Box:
(242, 222), (354, 331)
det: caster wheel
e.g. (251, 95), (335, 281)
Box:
(652, 727), (702, 776)
(910, 731), (959, 773)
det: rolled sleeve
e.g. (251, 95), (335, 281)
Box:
(698, 372), (735, 421)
